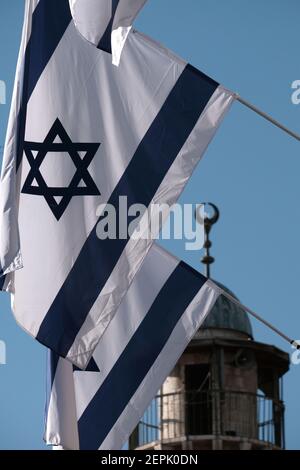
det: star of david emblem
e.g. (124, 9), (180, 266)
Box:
(22, 118), (101, 220)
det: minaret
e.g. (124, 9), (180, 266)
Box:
(131, 204), (289, 450)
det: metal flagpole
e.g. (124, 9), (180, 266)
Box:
(236, 95), (300, 142)
(220, 288), (300, 350)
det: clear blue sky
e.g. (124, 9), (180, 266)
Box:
(0, 0), (299, 450)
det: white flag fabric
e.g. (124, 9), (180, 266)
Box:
(45, 243), (221, 450)
(0, 0), (234, 368)
(69, 0), (148, 65)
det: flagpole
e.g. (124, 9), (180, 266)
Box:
(220, 289), (300, 350)
(236, 95), (300, 142)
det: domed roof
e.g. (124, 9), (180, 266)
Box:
(202, 282), (253, 338)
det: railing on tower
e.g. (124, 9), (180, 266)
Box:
(136, 390), (285, 449)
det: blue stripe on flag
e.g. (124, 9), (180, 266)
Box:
(73, 357), (100, 372)
(0, 274), (6, 291)
(97, 0), (120, 53)
(36, 65), (218, 358)
(77, 262), (207, 449)
(44, 349), (60, 427)
(27, 0), (72, 100)
(16, 0), (72, 169)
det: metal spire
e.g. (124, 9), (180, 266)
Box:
(195, 202), (300, 350)
(196, 202), (219, 279)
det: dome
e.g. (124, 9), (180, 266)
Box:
(202, 282), (253, 338)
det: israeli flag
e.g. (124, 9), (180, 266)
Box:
(45, 243), (221, 450)
(0, 0), (234, 368)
